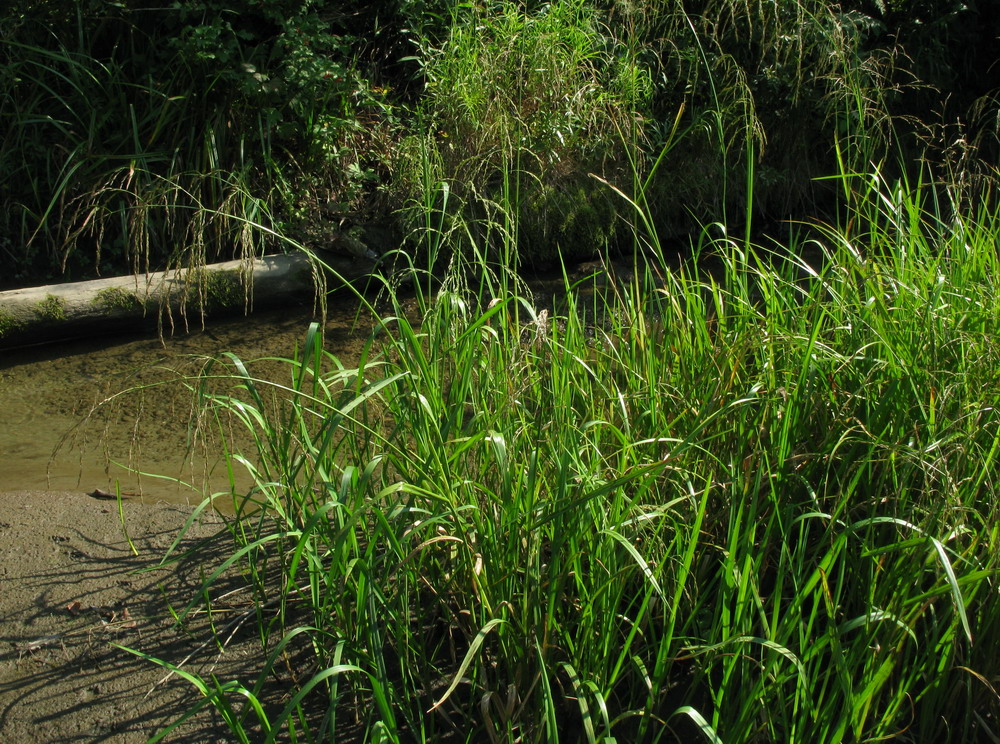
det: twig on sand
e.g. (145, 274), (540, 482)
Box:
(17, 634), (65, 656)
(17, 609), (140, 659)
(87, 488), (140, 500)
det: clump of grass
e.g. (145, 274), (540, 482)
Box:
(1, 4), (391, 288)
(33, 294), (67, 321)
(93, 286), (142, 312)
(0, 32), (268, 282)
(0, 308), (23, 338)
(130, 163), (1000, 742)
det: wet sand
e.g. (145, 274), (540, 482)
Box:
(0, 490), (255, 742)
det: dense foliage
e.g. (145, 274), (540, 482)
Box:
(2, 0), (998, 285)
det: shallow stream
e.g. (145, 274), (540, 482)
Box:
(0, 299), (373, 504)
(0, 259), (612, 505)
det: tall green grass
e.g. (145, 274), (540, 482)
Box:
(128, 162), (1000, 741)
(1, 4), (389, 286)
(0, 30), (276, 284)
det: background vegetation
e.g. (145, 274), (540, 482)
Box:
(2, 0), (998, 285)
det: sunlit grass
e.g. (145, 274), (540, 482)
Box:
(127, 165), (1000, 742)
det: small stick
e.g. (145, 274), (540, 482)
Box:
(87, 488), (141, 500)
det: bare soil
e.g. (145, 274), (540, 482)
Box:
(0, 490), (262, 743)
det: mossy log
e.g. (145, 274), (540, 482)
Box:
(0, 252), (366, 349)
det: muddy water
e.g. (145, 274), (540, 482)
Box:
(0, 258), (615, 505)
(0, 300), (374, 504)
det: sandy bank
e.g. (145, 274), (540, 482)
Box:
(0, 490), (253, 743)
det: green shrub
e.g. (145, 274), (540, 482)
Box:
(2, 0), (996, 279)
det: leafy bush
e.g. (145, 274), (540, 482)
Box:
(0, 0), (396, 284)
(2, 0), (997, 280)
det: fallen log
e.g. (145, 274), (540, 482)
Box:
(0, 251), (371, 350)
